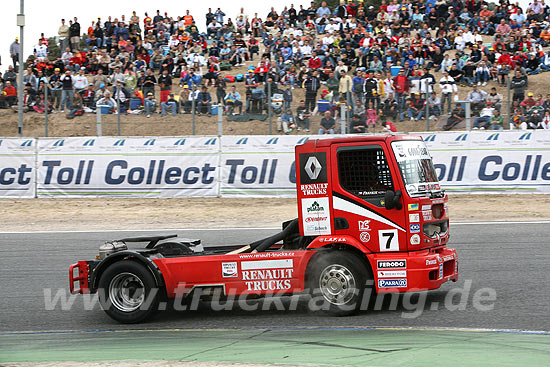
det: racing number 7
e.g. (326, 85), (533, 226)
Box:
(378, 229), (399, 252)
(382, 232), (394, 249)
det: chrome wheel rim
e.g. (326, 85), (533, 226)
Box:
(108, 272), (145, 312)
(319, 264), (356, 306)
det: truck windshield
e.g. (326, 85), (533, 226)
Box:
(391, 140), (441, 197)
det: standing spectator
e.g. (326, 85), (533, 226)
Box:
(319, 111), (336, 134)
(58, 19), (70, 52)
(142, 69), (156, 99)
(73, 68), (88, 95)
(303, 70), (321, 113)
(69, 18), (81, 51)
(158, 69), (172, 104)
(439, 70), (457, 114)
(366, 101), (378, 130)
(392, 68), (409, 115)
(49, 68), (63, 110)
(60, 70), (74, 112)
(10, 38), (20, 69)
(511, 70), (528, 102)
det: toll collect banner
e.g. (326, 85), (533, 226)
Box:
(220, 135), (338, 197)
(0, 138), (36, 198)
(36, 137), (219, 198)
(419, 131), (550, 193)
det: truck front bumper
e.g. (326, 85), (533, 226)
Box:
(368, 247), (458, 293)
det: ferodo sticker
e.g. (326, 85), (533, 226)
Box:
(301, 197), (331, 236)
(377, 259), (406, 269)
(221, 262), (238, 278)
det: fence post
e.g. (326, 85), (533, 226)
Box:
(192, 85), (196, 135)
(425, 82), (430, 132)
(507, 77), (511, 129)
(116, 86), (121, 136)
(340, 102), (346, 134)
(268, 81), (272, 135)
(96, 106), (103, 136)
(217, 103), (223, 137)
(44, 85), (48, 137)
(217, 103), (223, 198)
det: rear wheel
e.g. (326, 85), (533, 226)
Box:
(309, 250), (371, 316)
(98, 260), (159, 323)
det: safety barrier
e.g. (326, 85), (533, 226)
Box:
(1, 131), (550, 198)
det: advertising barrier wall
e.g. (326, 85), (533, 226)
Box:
(37, 137), (219, 198)
(0, 138), (36, 198)
(1, 131), (550, 198)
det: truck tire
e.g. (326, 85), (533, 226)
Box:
(98, 260), (160, 323)
(308, 251), (370, 316)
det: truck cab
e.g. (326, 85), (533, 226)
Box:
(297, 135), (457, 292)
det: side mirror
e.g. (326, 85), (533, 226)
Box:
(384, 190), (403, 210)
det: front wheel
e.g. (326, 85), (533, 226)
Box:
(308, 250), (371, 316)
(98, 260), (160, 323)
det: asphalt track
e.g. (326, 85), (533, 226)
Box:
(1, 222), (549, 365)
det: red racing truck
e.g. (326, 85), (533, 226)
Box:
(70, 135), (458, 323)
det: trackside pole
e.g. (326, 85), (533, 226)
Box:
(340, 103), (346, 134)
(44, 85), (48, 137)
(96, 106), (103, 136)
(217, 103), (223, 198)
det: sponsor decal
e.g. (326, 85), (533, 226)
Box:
(301, 197), (331, 236)
(378, 278), (408, 288)
(318, 237), (346, 243)
(409, 213), (420, 223)
(408, 203), (419, 211)
(377, 260), (406, 269)
(358, 220), (371, 231)
(378, 229), (399, 251)
(432, 199), (444, 204)
(421, 205), (431, 210)
(360, 232), (371, 243)
(410, 223), (421, 233)
(221, 262), (238, 278)
(442, 255), (455, 262)
(239, 252), (295, 259)
(422, 210), (432, 221)
(300, 183), (328, 196)
(410, 234), (421, 245)
(299, 152), (327, 185)
(305, 216), (328, 223)
(377, 270), (407, 278)
(240, 259), (294, 291)
(438, 263), (443, 280)
(426, 259), (438, 266)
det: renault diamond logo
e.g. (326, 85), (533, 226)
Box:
(305, 156), (322, 180)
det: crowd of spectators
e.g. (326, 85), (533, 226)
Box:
(2, 1), (550, 132)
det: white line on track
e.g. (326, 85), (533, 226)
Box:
(1, 326), (548, 335)
(1, 220), (550, 234)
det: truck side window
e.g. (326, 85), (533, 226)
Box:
(338, 146), (394, 207)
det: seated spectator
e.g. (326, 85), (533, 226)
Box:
(0, 81), (17, 107)
(96, 91), (117, 114)
(161, 93), (178, 116)
(473, 103), (495, 130)
(350, 114), (366, 134)
(295, 100), (310, 132)
(490, 110), (504, 130)
(224, 86), (242, 114)
(467, 85), (488, 113)
(319, 111), (336, 134)
(443, 104), (465, 131)
(278, 108), (296, 134)
(539, 111), (550, 129)
(197, 86), (212, 115)
(143, 92), (157, 117)
(427, 92), (441, 117)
